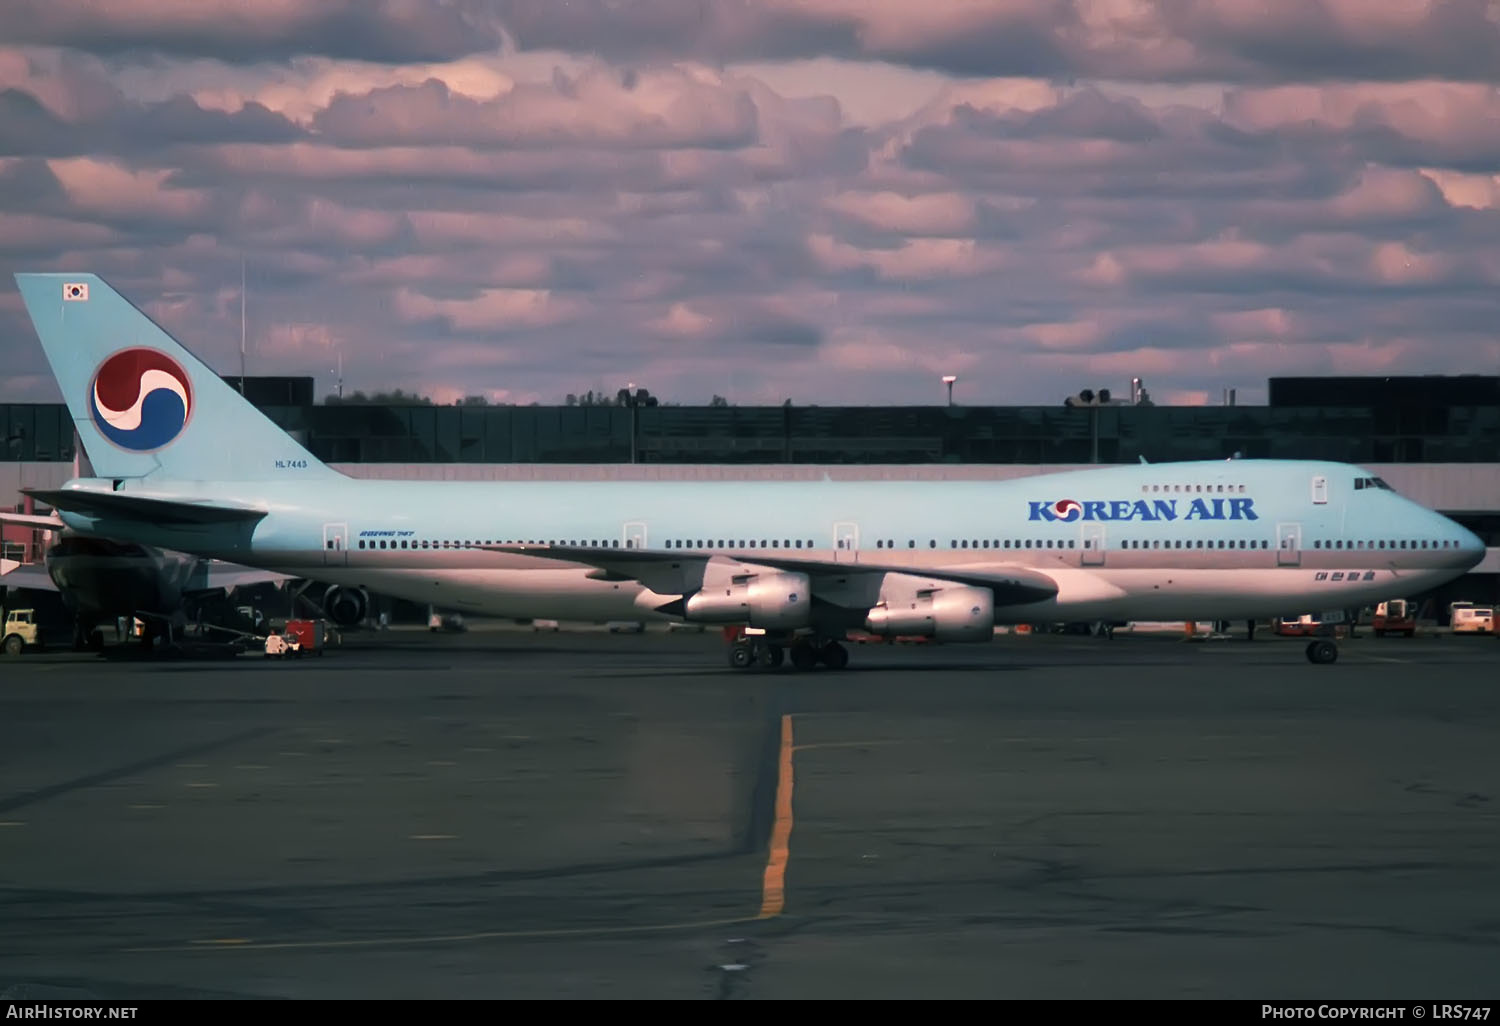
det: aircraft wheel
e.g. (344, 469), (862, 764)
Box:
(728, 643), (754, 670)
(819, 641), (849, 670)
(759, 644), (784, 669)
(789, 643), (819, 671)
(1306, 639), (1338, 665)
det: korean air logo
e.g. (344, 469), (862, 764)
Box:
(1051, 499), (1083, 522)
(88, 348), (193, 452)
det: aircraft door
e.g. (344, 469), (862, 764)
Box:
(622, 521), (647, 550)
(322, 522), (348, 566)
(1276, 522), (1301, 567)
(1080, 523), (1106, 566)
(833, 521), (859, 562)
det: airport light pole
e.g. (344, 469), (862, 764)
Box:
(617, 384), (658, 464)
(1064, 387), (1112, 464)
(942, 375), (957, 406)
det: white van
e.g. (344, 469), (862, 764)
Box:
(1452, 607), (1494, 635)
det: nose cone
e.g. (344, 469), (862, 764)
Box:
(1458, 524), (1486, 570)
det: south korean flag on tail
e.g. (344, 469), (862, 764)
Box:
(62, 282), (89, 302)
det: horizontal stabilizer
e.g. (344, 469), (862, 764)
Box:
(24, 489), (268, 526)
(0, 511), (64, 529)
(0, 561), (57, 592)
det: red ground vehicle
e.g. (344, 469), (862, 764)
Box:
(283, 618), (327, 655)
(1372, 600), (1416, 637)
(1275, 614), (1324, 637)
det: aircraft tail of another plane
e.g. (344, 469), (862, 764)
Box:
(14, 273), (340, 483)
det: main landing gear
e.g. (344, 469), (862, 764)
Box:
(726, 632), (850, 672)
(1305, 639), (1338, 664)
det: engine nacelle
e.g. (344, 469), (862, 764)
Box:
(865, 584), (994, 642)
(323, 584), (368, 627)
(682, 571), (812, 631)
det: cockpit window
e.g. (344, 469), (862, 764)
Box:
(1354, 476), (1395, 492)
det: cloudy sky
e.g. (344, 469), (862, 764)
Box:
(3, 0), (1500, 408)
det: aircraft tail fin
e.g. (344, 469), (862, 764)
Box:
(14, 273), (340, 483)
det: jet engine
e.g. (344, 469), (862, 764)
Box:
(683, 571), (812, 631)
(864, 583), (994, 642)
(322, 584), (369, 627)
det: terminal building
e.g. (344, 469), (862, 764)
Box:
(4, 374), (1498, 619)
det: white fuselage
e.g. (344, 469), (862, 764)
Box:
(52, 459), (1486, 628)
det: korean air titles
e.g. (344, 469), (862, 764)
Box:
(1029, 497), (1259, 522)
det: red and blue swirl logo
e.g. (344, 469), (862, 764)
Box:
(1052, 499), (1083, 522)
(88, 348), (193, 452)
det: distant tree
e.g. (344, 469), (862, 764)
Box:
(565, 389), (634, 406)
(325, 388), (433, 405)
(458, 395), (489, 406)
(614, 387), (657, 408)
(710, 395), (729, 407)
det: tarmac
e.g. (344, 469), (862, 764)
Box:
(1, 626), (1498, 1000)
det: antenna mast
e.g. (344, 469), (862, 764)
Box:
(239, 256), (246, 395)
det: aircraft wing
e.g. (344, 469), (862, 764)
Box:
(24, 489), (268, 526)
(189, 563), (292, 595)
(0, 561), (59, 593)
(472, 543), (1058, 606)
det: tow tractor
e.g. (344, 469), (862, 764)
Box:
(263, 631), (300, 658)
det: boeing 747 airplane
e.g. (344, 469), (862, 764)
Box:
(12, 273), (1486, 669)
